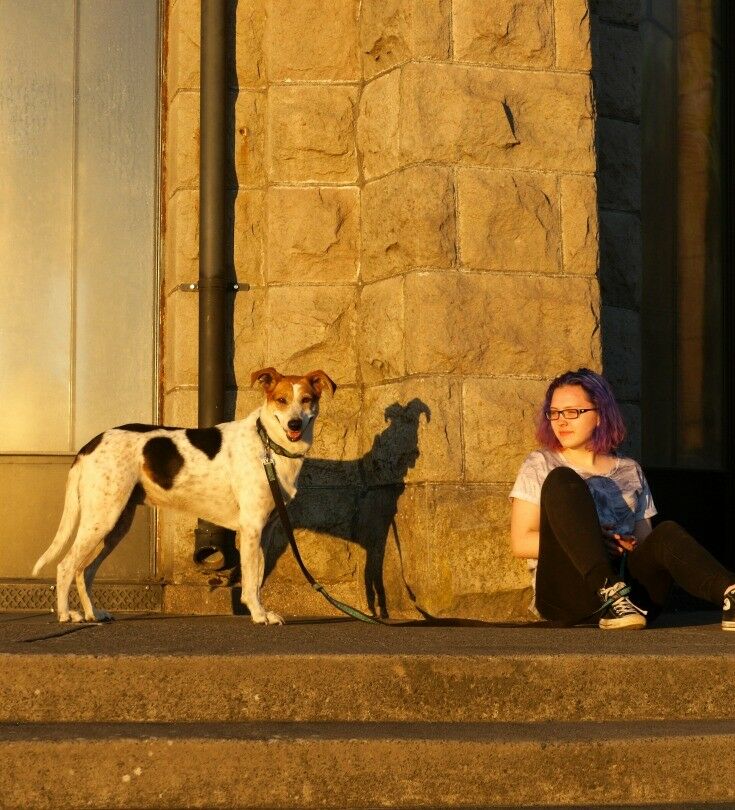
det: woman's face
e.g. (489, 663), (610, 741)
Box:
(548, 384), (600, 452)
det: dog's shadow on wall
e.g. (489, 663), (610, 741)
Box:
(229, 399), (430, 618)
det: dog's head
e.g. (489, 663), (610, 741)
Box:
(251, 368), (336, 447)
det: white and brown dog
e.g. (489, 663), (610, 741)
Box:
(32, 368), (336, 625)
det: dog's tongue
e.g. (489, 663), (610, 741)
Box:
(286, 428), (302, 442)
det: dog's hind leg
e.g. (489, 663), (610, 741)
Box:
(56, 483), (139, 623)
(74, 486), (142, 621)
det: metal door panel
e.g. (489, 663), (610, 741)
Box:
(0, 1), (160, 588)
(0, 457), (152, 580)
(0, 1), (75, 452)
(74, 0), (158, 444)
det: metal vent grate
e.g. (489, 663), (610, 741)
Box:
(0, 583), (163, 613)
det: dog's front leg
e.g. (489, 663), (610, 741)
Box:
(239, 523), (284, 625)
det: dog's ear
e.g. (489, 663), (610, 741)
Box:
(305, 370), (337, 397)
(251, 367), (281, 391)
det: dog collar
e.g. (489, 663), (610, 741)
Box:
(256, 418), (305, 460)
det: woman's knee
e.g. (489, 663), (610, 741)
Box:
(648, 520), (685, 544)
(540, 466), (586, 504)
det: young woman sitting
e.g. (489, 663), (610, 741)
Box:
(510, 368), (735, 630)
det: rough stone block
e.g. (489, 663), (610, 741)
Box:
(360, 378), (462, 484)
(233, 90), (266, 188)
(165, 190), (199, 292)
(163, 387), (198, 428)
(458, 168), (560, 272)
(163, 382), (249, 428)
(360, 0), (450, 80)
(561, 174), (599, 276)
(393, 483), (533, 619)
(358, 276), (405, 385)
(649, 0), (676, 33)
(596, 0), (641, 26)
(234, 386), (266, 420)
(160, 507), (199, 584)
(232, 190), (265, 287)
(266, 479), (420, 619)
(267, 487), (362, 585)
(358, 484), (424, 619)
(165, 286), (267, 392)
(167, 91), (199, 197)
(600, 210), (641, 309)
(404, 272), (601, 376)
(267, 85), (358, 183)
(231, 288), (268, 389)
(463, 377), (549, 483)
(361, 165), (456, 283)
(267, 0), (359, 80)
(453, 0), (554, 68)
(597, 118), (641, 211)
(357, 69), (400, 180)
(298, 386), (362, 488)
(400, 62), (595, 173)
(267, 187), (359, 283)
(167, 0), (200, 101)
(164, 290), (198, 388)
(601, 305), (641, 402)
(595, 24), (641, 121)
(165, 190), (264, 293)
(265, 285), (358, 384)
(555, 0), (592, 70)
(235, 0), (267, 87)
(619, 402), (642, 460)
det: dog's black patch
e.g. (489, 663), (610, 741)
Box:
(128, 482), (147, 506)
(74, 433), (104, 463)
(142, 437), (184, 490)
(117, 423), (179, 433)
(185, 427), (222, 460)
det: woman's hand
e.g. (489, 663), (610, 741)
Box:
(602, 525), (638, 556)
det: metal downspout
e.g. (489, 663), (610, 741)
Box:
(193, 0), (229, 568)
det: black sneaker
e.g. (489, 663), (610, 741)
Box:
(722, 588), (735, 630)
(598, 581), (647, 630)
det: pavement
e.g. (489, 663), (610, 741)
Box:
(0, 608), (730, 657)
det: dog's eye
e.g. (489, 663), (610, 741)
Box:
(276, 397), (288, 405)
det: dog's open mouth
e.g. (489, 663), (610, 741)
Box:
(285, 428), (302, 442)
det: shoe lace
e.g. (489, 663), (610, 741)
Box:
(610, 594), (645, 617)
(600, 582), (648, 617)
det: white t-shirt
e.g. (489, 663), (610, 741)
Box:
(509, 448), (657, 615)
(510, 448), (658, 537)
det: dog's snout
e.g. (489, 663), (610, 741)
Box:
(287, 419), (302, 431)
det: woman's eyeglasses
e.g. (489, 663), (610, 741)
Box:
(544, 408), (597, 421)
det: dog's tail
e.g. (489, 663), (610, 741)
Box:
(32, 462), (82, 576)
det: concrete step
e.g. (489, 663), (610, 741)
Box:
(1, 720), (734, 809)
(2, 614), (734, 807)
(4, 647), (735, 724)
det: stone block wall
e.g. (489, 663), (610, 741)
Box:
(162, 0), (602, 619)
(591, 0), (643, 456)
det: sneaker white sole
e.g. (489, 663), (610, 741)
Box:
(599, 615), (647, 630)
(722, 620), (735, 630)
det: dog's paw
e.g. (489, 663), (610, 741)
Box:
(59, 610), (85, 623)
(85, 608), (113, 622)
(265, 611), (285, 625)
(251, 610), (285, 625)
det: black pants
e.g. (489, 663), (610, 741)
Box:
(535, 466), (734, 624)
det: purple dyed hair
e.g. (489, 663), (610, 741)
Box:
(535, 368), (627, 454)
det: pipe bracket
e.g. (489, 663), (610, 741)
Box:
(177, 281), (248, 292)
